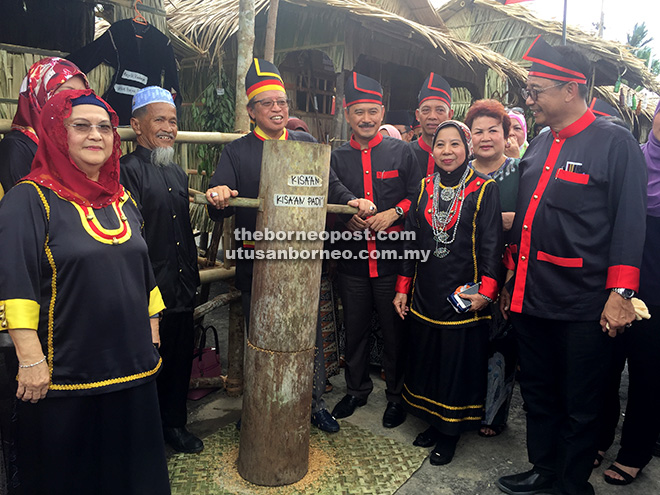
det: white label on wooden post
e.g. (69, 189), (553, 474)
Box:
(274, 194), (325, 208)
(287, 175), (322, 187)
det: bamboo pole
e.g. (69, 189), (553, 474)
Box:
(198, 266), (236, 285)
(237, 140), (330, 486)
(0, 120), (244, 142)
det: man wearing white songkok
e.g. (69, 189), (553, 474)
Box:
(120, 86), (203, 454)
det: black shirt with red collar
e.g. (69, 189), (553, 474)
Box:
(505, 110), (647, 321)
(410, 138), (436, 178)
(330, 133), (422, 278)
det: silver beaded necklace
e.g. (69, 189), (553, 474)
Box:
(431, 166), (470, 258)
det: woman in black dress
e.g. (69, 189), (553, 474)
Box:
(394, 120), (502, 465)
(0, 90), (170, 495)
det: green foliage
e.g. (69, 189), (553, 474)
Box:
(626, 22), (659, 76)
(627, 23), (653, 50)
(190, 72), (236, 175)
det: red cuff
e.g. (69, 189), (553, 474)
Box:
(606, 265), (640, 292)
(395, 275), (413, 294)
(396, 199), (412, 215)
(503, 244), (518, 271)
(479, 276), (499, 300)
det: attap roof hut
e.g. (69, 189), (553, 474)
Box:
(437, 0), (659, 131)
(167, 0), (527, 140)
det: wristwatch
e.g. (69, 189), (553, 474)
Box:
(611, 288), (635, 299)
(394, 206), (404, 217)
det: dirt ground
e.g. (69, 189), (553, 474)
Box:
(185, 300), (659, 495)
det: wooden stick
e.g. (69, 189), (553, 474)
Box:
(191, 193), (357, 215)
(193, 289), (241, 320)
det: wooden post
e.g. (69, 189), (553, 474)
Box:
(226, 299), (245, 397)
(237, 140), (330, 486)
(236, 0), (255, 133)
(264, 0), (280, 63)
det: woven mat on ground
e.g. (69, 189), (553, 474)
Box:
(168, 421), (427, 495)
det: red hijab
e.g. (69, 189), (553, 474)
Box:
(11, 57), (89, 145)
(24, 89), (122, 208)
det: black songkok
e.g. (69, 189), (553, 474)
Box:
(523, 35), (587, 85)
(344, 72), (383, 107)
(417, 73), (452, 107)
(245, 58), (285, 101)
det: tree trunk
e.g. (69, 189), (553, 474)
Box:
(237, 140), (331, 486)
(263, 0), (280, 63)
(235, 0), (255, 133)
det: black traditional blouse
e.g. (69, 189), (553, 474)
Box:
(0, 181), (165, 397)
(397, 167), (502, 328)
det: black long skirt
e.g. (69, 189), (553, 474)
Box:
(402, 318), (489, 436)
(16, 380), (171, 495)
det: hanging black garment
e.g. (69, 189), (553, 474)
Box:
(67, 19), (181, 125)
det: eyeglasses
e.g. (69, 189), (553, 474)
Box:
(520, 82), (567, 101)
(65, 123), (115, 135)
(253, 98), (290, 109)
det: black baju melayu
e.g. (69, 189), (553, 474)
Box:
(120, 145), (200, 428)
(505, 110), (647, 494)
(410, 138), (435, 178)
(396, 164), (502, 435)
(330, 133), (422, 403)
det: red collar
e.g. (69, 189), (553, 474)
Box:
(349, 131), (383, 150)
(417, 136), (433, 153)
(552, 109), (596, 140)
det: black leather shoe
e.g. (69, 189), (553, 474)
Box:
(429, 447), (455, 466)
(331, 394), (367, 419)
(163, 427), (204, 454)
(429, 433), (459, 466)
(413, 426), (440, 447)
(311, 409), (340, 433)
(382, 401), (407, 428)
(496, 470), (556, 495)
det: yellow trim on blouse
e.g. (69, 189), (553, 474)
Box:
(148, 287), (166, 316)
(71, 191), (133, 245)
(50, 358), (162, 391)
(0, 299), (40, 331)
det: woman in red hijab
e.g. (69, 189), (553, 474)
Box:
(0, 57), (88, 196)
(0, 90), (170, 495)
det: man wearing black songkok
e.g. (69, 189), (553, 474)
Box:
(496, 36), (647, 495)
(330, 72), (421, 428)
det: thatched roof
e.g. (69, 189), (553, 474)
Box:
(437, 0), (660, 93)
(166, 0), (527, 82)
(360, 0), (445, 28)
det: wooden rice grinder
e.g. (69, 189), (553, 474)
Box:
(234, 140), (350, 485)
